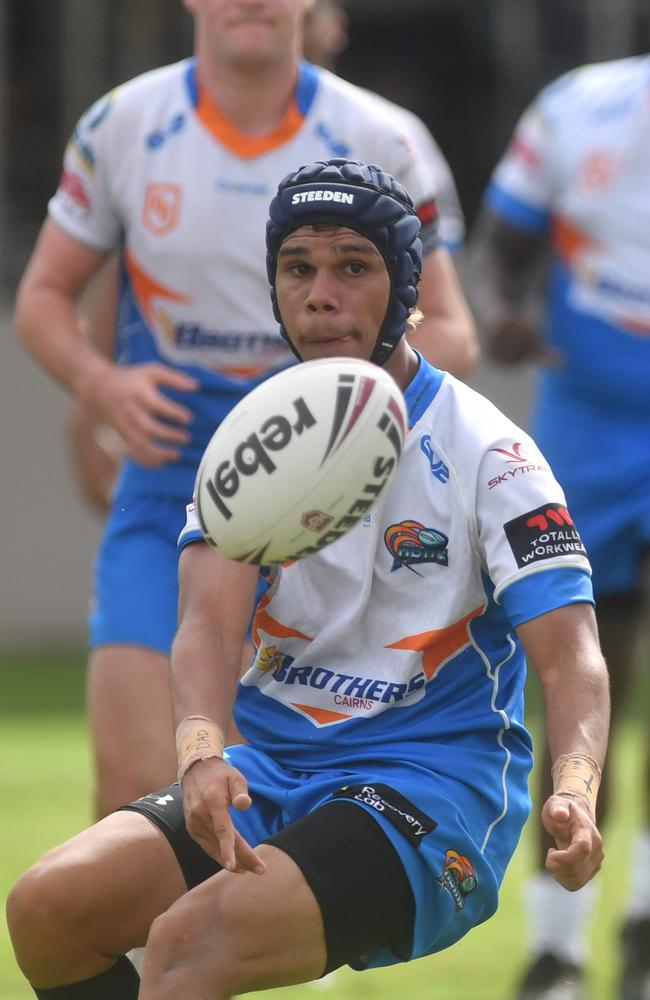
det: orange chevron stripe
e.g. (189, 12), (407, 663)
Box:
(551, 215), (600, 265)
(124, 249), (191, 324)
(252, 592), (312, 646)
(387, 606), (485, 679)
(291, 703), (351, 724)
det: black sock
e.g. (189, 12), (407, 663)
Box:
(34, 955), (139, 998)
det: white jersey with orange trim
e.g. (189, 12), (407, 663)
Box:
(180, 356), (593, 787)
(485, 56), (650, 416)
(48, 58), (440, 497)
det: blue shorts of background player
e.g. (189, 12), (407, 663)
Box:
(90, 494), (266, 651)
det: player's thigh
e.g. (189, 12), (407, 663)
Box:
(145, 843), (326, 995)
(9, 811), (186, 963)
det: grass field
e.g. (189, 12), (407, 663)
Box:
(1, 648), (646, 1000)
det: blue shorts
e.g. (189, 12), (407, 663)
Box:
(209, 745), (519, 966)
(90, 494), (265, 653)
(533, 391), (650, 597)
(90, 494), (186, 653)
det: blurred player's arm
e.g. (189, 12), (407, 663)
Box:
(465, 207), (554, 365)
(14, 219), (199, 467)
(66, 256), (122, 514)
(408, 246), (479, 378)
(171, 542), (264, 873)
(517, 602), (610, 891)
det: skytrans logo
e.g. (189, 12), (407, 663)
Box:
(488, 441), (548, 490)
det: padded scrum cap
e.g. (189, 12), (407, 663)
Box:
(266, 158), (423, 366)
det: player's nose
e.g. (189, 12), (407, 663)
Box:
(305, 269), (338, 312)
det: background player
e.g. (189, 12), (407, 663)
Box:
(8, 157), (607, 1000)
(467, 55), (650, 1000)
(302, 0), (466, 252)
(14, 0), (478, 819)
(65, 0), (469, 517)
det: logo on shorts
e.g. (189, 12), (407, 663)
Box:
(436, 850), (478, 911)
(385, 521), (449, 574)
(504, 502), (587, 568)
(332, 783), (437, 847)
(143, 182), (182, 235)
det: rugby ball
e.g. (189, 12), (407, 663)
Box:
(195, 357), (407, 564)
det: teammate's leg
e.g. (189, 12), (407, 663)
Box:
(516, 592), (643, 999)
(6, 811), (187, 996)
(88, 645), (177, 817)
(618, 550), (650, 1000)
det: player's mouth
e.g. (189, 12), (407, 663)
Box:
(306, 334), (354, 345)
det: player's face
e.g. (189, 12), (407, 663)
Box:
(186, 0), (309, 68)
(275, 226), (391, 362)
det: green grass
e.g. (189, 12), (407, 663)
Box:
(1, 650), (646, 999)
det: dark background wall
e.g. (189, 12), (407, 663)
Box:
(2, 0), (648, 291)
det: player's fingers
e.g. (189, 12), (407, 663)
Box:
(227, 771), (252, 812)
(123, 438), (180, 467)
(149, 394), (196, 427)
(233, 833), (266, 876)
(208, 811), (238, 872)
(125, 411), (191, 446)
(541, 800), (571, 845)
(149, 365), (200, 394)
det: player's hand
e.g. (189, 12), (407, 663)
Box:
(487, 314), (560, 367)
(181, 757), (266, 876)
(542, 794), (604, 891)
(82, 362), (199, 467)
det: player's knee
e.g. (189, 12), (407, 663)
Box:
(145, 888), (249, 995)
(7, 857), (81, 975)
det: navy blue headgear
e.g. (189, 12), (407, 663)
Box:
(266, 158), (423, 366)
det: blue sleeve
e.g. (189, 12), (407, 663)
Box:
(500, 567), (594, 628)
(484, 183), (550, 235)
(177, 527), (205, 553)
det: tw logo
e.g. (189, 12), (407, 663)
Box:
(526, 507), (574, 531)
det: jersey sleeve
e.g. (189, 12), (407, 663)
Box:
(48, 90), (123, 252)
(483, 74), (572, 234)
(178, 501), (206, 552)
(403, 112), (465, 252)
(380, 121), (441, 257)
(474, 432), (593, 626)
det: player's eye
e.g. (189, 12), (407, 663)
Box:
(289, 262), (312, 276)
(343, 260), (366, 275)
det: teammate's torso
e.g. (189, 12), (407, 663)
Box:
(487, 57), (650, 414)
(51, 59), (437, 493)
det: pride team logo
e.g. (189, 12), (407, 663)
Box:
(384, 520), (449, 575)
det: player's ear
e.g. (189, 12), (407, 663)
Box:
(182, 0), (199, 16)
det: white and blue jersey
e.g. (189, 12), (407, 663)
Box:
(49, 57), (440, 502)
(180, 355), (593, 960)
(51, 58), (442, 650)
(484, 57), (650, 593)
